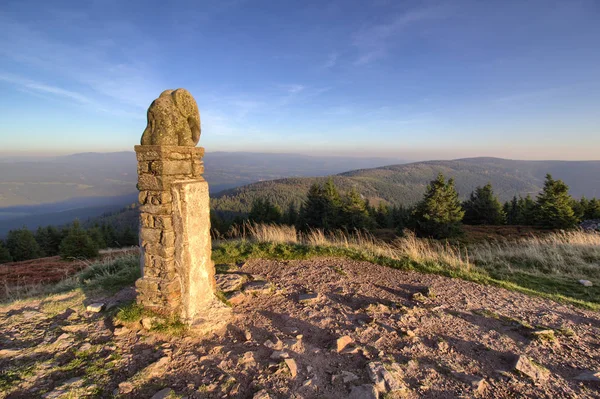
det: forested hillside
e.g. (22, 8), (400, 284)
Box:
(212, 158), (600, 216)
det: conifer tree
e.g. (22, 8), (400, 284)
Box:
(59, 220), (99, 260)
(412, 174), (465, 238)
(284, 202), (299, 226)
(0, 240), (12, 263)
(585, 198), (600, 219)
(119, 226), (138, 247)
(517, 195), (536, 225)
(504, 196), (520, 225)
(375, 203), (390, 228)
(340, 188), (371, 231)
(463, 183), (506, 225)
(6, 228), (42, 261)
(322, 178), (342, 229)
(534, 174), (578, 229)
(248, 198), (283, 224)
(87, 226), (107, 249)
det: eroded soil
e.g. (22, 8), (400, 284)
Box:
(1, 258), (599, 398)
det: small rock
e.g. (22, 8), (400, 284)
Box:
(579, 279), (593, 287)
(367, 361), (404, 393)
(298, 293), (319, 303)
(513, 355), (549, 383)
(303, 378), (315, 387)
(451, 372), (487, 393)
(228, 291), (246, 305)
(0, 349), (21, 358)
(349, 384), (379, 399)
(270, 351), (289, 360)
(285, 358), (298, 378)
(574, 370), (600, 382)
(78, 343), (93, 352)
(118, 381), (135, 394)
(147, 356), (170, 378)
(336, 335), (353, 353)
(240, 351), (257, 368)
(141, 317), (159, 330)
(341, 371), (359, 383)
(253, 389), (272, 399)
(151, 388), (173, 399)
(55, 333), (71, 342)
(243, 281), (272, 295)
(411, 292), (427, 302)
(114, 327), (130, 336)
(216, 273), (247, 292)
(244, 330), (252, 341)
(86, 303), (105, 313)
(264, 338), (283, 350)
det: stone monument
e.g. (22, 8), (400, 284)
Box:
(135, 89), (230, 329)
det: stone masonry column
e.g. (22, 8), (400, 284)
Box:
(134, 89), (230, 330)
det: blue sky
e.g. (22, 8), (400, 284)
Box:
(0, 0), (599, 160)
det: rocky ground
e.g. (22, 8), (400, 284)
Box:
(1, 257), (599, 398)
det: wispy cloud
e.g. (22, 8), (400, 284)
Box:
(0, 12), (164, 113)
(0, 73), (91, 104)
(323, 52), (339, 69)
(352, 6), (448, 65)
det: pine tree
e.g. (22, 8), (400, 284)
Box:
(284, 202), (299, 226)
(504, 196), (520, 225)
(462, 183), (506, 225)
(340, 188), (371, 231)
(248, 198), (283, 224)
(298, 183), (328, 231)
(534, 174), (578, 229)
(375, 203), (390, 228)
(571, 197), (587, 222)
(59, 220), (99, 260)
(322, 178), (342, 229)
(6, 228), (42, 261)
(517, 195), (536, 225)
(412, 174), (465, 238)
(0, 240), (12, 263)
(585, 198), (600, 219)
(87, 226), (107, 249)
(119, 227), (138, 247)
(101, 223), (118, 248)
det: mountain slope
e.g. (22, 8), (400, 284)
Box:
(212, 158), (600, 215)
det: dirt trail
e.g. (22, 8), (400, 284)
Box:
(1, 258), (599, 398)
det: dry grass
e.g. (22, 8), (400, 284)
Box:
(217, 223), (599, 306)
(470, 230), (600, 276)
(219, 222), (472, 272)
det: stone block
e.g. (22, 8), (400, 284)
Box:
(140, 212), (154, 228)
(143, 243), (175, 258)
(192, 161), (204, 177)
(154, 215), (173, 230)
(145, 191), (172, 206)
(150, 160), (193, 176)
(140, 227), (162, 244)
(137, 161), (151, 174)
(135, 145), (205, 161)
(139, 203), (172, 215)
(161, 230), (175, 246)
(138, 174), (184, 191)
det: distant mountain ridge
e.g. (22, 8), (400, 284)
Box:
(0, 151), (403, 235)
(211, 157), (600, 216)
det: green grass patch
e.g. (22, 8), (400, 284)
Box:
(78, 254), (141, 293)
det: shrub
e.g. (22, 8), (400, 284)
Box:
(59, 221), (99, 260)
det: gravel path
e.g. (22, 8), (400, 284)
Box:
(1, 257), (599, 398)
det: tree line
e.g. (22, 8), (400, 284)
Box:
(0, 221), (138, 263)
(230, 174), (600, 239)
